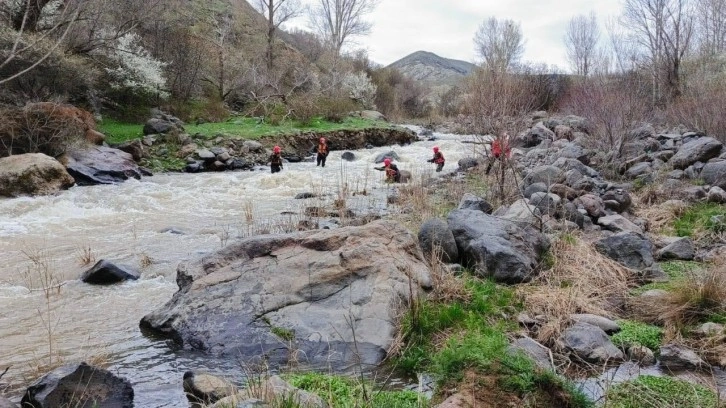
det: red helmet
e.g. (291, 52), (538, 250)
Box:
(383, 158), (391, 166)
(433, 146), (439, 153)
(273, 146), (281, 153)
(320, 137), (326, 143)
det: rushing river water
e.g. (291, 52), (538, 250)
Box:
(0, 127), (477, 406)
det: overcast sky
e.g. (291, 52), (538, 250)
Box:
(286, 0), (624, 70)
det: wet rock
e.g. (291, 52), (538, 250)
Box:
(701, 161), (726, 189)
(140, 220), (432, 368)
(597, 214), (643, 234)
(21, 362), (133, 408)
(509, 336), (554, 371)
(447, 209), (550, 283)
(418, 218), (459, 263)
(185, 162), (203, 173)
(341, 152), (356, 161)
(594, 232), (654, 270)
(294, 192), (317, 199)
(64, 146), (144, 185)
(183, 371), (237, 404)
(669, 137), (723, 169)
(570, 314), (620, 334)
(659, 344), (707, 370)
(160, 227), (185, 235)
(228, 159), (251, 171)
(457, 193), (493, 214)
(628, 345), (656, 365)
(373, 151), (400, 163)
(559, 322), (624, 363)
(457, 157), (480, 171)
(707, 186), (726, 203)
(80, 260), (140, 284)
(656, 237), (695, 261)
(0, 153), (75, 197)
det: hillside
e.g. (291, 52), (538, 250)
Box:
(387, 50), (476, 84)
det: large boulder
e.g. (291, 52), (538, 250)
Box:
(659, 344), (707, 370)
(594, 232), (654, 270)
(0, 153), (74, 197)
(63, 146), (145, 185)
(373, 151), (400, 163)
(446, 210), (550, 283)
(558, 322), (624, 363)
(80, 260), (140, 284)
(669, 137), (723, 169)
(21, 362), (133, 408)
(701, 161), (726, 189)
(183, 371), (237, 404)
(457, 193), (493, 214)
(656, 237), (695, 261)
(523, 165), (565, 188)
(140, 220), (432, 368)
(418, 218), (459, 263)
(597, 214), (643, 234)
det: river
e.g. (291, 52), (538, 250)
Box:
(0, 128), (476, 406)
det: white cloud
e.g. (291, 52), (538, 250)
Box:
(286, 0), (623, 71)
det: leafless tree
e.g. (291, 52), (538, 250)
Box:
(308, 0), (379, 55)
(565, 12), (600, 76)
(256, 0), (301, 70)
(474, 17), (525, 72)
(621, 0), (694, 103)
(696, 0), (726, 56)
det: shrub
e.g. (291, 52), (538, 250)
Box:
(317, 95), (357, 123)
(606, 375), (719, 408)
(673, 203), (726, 238)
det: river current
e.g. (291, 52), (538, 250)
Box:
(0, 128), (476, 406)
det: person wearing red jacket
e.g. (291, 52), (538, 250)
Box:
(486, 134), (511, 174)
(269, 145), (283, 173)
(427, 146), (445, 172)
(374, 158), (401, 183)
(316, 137), (329, 167)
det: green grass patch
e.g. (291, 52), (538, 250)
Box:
(673, 203), (726, 237)
(99, 116), (391, 144)
(606, 375), (720, 408)
(286, 372), (426, 408)
(610, 320), (663, 351)
(271, 326), (295, 342)
(632, 261), (704, 294)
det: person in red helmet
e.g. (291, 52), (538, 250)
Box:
(486, 133), (512, 175)
(316, 137), (329, 167)
(269, 145), (283, 173)
(374, 158), (401, 183)
(427, 146), (445, 172)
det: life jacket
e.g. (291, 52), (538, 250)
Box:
(492, 139), (511, 158)
(317, 143), (328, 155)
(270, 153), (282, 165)
(433, 151), (445, 164)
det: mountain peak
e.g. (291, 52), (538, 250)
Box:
(387, 51), (477, 84)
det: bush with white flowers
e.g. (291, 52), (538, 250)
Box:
(104, 33), (168, 98)
(342, 71), (377, 109)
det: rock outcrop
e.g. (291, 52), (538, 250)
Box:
(63, 146), (147, 185)
(140, 220), (431, 368)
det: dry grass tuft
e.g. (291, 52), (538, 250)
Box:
(629, 262), (726, 329)
(518, 234), (635, 346)
(634, 199), (688, 234)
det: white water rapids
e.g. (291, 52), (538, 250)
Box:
(0, 128), (478, 406)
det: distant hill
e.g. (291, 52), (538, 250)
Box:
(387, 51), (477, 84)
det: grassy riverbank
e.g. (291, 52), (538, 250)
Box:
(99, 116), (392, 144)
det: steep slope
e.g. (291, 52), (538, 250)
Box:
(387, 50), (476, 84)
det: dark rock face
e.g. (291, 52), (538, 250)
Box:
(446, 210), (550, 283)
(140, 220), (431, 369)
(418, 218), (459, 263)
(594, 232), (654, 270)
(21, 362), (134, 408)
(341, 152), (356, 161)
(558, 322), (624, 363)
(80, 260), (140, 284)
(701, 161), (726, 189)
(457, 193), (493, 214)
(64, 146), (145, 185)
(373, 151), (401, 163)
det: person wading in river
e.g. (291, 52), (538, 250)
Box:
(374, 158), (401, 183)
(316, 137), (329, 167)
(427, 146), (445, 172)
(269, 146), (283, 173)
